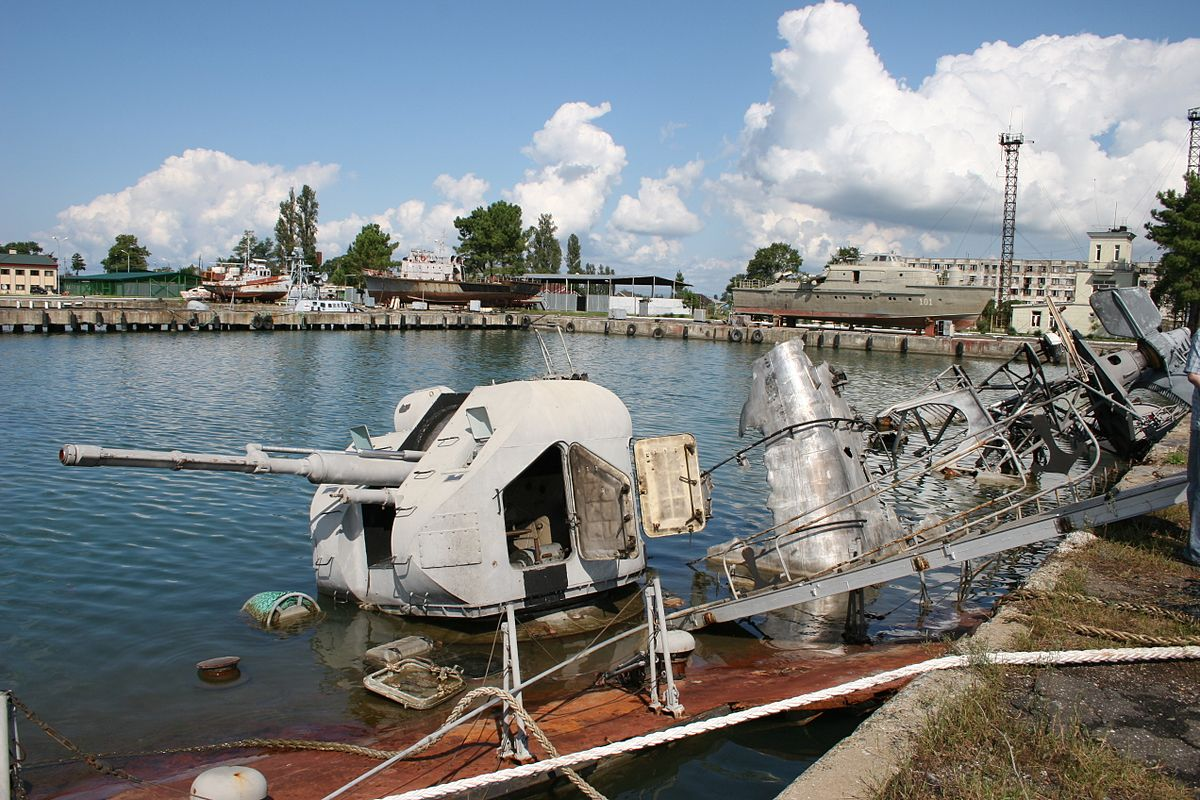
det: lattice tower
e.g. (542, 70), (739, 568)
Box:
(998, 132), (1025, 307)
(1188, 107), (1200, 179)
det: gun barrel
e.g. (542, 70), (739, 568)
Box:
(60, 444), (261, 472)
(59, 444), (418, 487)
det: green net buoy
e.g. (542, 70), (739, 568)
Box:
(242, 591), (320, 628)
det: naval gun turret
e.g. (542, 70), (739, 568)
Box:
(60, 377), (708, 619)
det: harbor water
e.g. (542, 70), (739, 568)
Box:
(0, 329), (1043, 797)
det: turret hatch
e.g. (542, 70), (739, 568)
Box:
(634, 434), (707, 537)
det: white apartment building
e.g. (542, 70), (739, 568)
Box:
(901, 227), (1156, 334)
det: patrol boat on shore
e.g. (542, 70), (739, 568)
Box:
(365, 248), (542, 309)
(732, 253), (993, 331)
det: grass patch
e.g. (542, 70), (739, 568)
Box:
(1092, 505), (1189, 562)
(877, 668), (1193, 800)
(876, 510), (1200, 800)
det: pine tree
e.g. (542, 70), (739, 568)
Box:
(527, 213), (562, 273)
(1147, 175), (1200, 329)
(566, 233), (582, 274)
(298, 185), (319, 266)
(274, 188), (299, 265)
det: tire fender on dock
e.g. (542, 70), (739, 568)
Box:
(750, 329), (764, 343)
(565, 322), (576, 333)
(652, 327), (664, 339)
(626, 323), (636, 336)
(728, 328), (743, 342)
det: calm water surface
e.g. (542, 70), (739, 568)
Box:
(0, 329), (1028, 797)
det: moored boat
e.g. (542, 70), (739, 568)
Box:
(732, 253), (994, 331)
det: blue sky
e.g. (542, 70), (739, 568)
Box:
(3, 1), (1198, 294)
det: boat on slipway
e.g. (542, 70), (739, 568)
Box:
(364, 248), (541, 308)
(732, 253), (994, 331)
(29, 289), (1195, 800)
(200, 258), (291, 303)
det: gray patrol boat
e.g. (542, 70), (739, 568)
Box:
(733, 253), (994, 331)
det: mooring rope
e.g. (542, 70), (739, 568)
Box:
(1004, 587), (1200, 625)
(1007, 611), (1200, 647)
(365, 646), (1200, 800)
(410, 686), (606, 800)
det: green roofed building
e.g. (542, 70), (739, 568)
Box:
(63, 270), (200, 298)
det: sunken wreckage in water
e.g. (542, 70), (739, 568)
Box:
(44, 287), (1197, 799)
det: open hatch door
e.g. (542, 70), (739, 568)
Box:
(633, 433), (707, 537)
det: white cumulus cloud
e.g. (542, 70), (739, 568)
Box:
(508, 102), (627, 235)
(611, 160), (705, 237)
(56, 148), (339, 266)
(320, 174), (490, 258)
(716, 0), (1200, 267)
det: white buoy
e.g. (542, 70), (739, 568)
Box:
(190, 766), (267, 800)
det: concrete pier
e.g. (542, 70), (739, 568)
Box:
(0, 299), (1077, 361)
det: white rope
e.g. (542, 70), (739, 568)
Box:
(371, 645), (1200, 800)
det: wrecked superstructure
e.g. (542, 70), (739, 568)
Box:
(683, 288), (1192, 632)
(708, 339), (898, 585)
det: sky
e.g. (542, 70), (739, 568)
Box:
(3, 0), (1199, 296)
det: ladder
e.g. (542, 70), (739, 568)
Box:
(673, 472), (1187, 631)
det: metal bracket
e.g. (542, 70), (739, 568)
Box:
(497, 605), (532, 763)
(643, 576), (684, 717)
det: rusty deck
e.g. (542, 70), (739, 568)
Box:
(46, 640), (943, 800)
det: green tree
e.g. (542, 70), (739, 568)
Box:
(101, 234), (149, 272)
(333, 223), (397, 287)
(2, 241), (43, 254)
(453, 201), (528, 275)
(1147, 174), (1200, 329)
(298, 185), (319, 266)
(566, 233), (582, 274)
(274, 188), (299, 265)
(526, 213), (562, 273)
(746, 242), (803, 282)
(227, 230), (275, 264)
(828, 246), (861, 265)
(675, 270), (701, 309)
(70, 253), (86, 274)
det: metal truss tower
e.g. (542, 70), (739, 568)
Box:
(1188, 107), (1200, 179)
(998, 132), (1025, 307)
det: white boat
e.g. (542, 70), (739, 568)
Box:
(290, 298), (352, 313)
(201, 238), (293, 303)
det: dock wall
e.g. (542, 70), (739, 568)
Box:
(0, 301), (1073, 361)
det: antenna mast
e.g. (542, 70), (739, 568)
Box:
(998, 132), (1025, 309)
(1188, 107), (1200, 179)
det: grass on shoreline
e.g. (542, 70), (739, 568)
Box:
(876, 509), (1199, 800)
